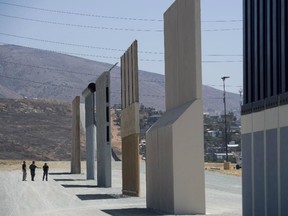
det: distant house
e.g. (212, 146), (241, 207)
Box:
(207, 130), (217, 137)
(147, 114), (161, 124)
(213, 153), (234, 162)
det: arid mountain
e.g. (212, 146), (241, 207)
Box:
(0, 98), (86, 160)
(0, 98), (121, 160)
(0, 44), (241, 115)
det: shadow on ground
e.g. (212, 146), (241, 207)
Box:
(102, 208), (164, 215)
(77, 194), (128, 201)
(61, 184), (99, 188)
(49, 172), (71, 175)
(53, 179), (86, 181)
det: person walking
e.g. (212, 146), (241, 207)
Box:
(29, 161), (38, 181)
(42, 163), (49, 181)
(22, 161), (27, 181)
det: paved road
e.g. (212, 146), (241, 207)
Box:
(0, 161), (242, 216)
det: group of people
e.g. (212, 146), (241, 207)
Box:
(22, 161), (49, 181)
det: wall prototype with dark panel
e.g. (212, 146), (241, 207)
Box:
(242, 1), (288, 215)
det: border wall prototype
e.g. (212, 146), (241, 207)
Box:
(146, 0), (205, 214)
(120, 40), (140, 196)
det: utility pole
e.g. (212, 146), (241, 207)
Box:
(221, 76), (230, 162)
(239, 88), (243, 107)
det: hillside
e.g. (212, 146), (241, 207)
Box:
(0, 98), (124, 160)
(0, 44), (241, 114)
(0, 98), (86, 160)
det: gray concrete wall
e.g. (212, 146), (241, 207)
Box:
(85, 124), (96, 179)
(146, 0), (205, 214)
(241, 104), (288, 216)
(96, 71), (111, 187)
(82, 84), (96, 180)
(71, 96), (81, 174)
(164, 0), (202, 111)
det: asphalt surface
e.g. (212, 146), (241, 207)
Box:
(0, 161), (242, 216)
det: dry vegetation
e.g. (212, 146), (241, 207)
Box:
(205, 162), (241, 176)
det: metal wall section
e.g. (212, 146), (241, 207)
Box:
(120, 40), (139, 109)
(253, 131), (265, 216)
(241, 104), (288, 216)
(266, 129), (278, 216)
(280, 126), (288, 215)
(242, 1), (288, 215)
(120, 40), (140, 196)
(242, 133), (252, 216)
(121, 134), (140, 196)
(243, 0), (288, 106)
(96, 71), (111, 187)
(71, 96), (81, 174)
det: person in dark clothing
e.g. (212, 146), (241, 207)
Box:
(42, 163), (49, 181)
(29, 161), (38, 181)
(22, 161), (27, 181)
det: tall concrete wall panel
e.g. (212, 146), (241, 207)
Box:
(71, 96), (81, 174)
(96, 71), (111, 187)
(146, 0), (205, 214)
(164, 0), (201, 111)
(147, 100), (205, 214)
(120, 40), (140, 196)
(173, 100), (205, 213)
(82, 83), (96, 180)
(85, 124), (96, 179)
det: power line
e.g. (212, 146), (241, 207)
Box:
(205, 84), (243, 88)
(0, 58), (165, 84)
(204, 54), (242, 57)
(0, 44), (242, 63)
(0, 14), (163, 32)
(0, 1), (242, 23)
(203, 28), (242, 32)
(0, 33), (243, 56)
(0, 32), (163, 54)
(0, 73), (165, 98)
(203, 60), (242, 63)
(0, 72), (242, 98)
(0, 59), (243, 88)
(202, 19), (242, 23)
(0, 13), (242, 32)
(0, 1), (163, 22)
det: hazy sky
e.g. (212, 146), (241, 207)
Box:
(0, 0), (243, 93)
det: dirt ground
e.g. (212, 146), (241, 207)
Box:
(0, 160), (75, 171)
(0, 160), (241, 177)
(111, 109), (122, 160)
(205, 162), (241, 176)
